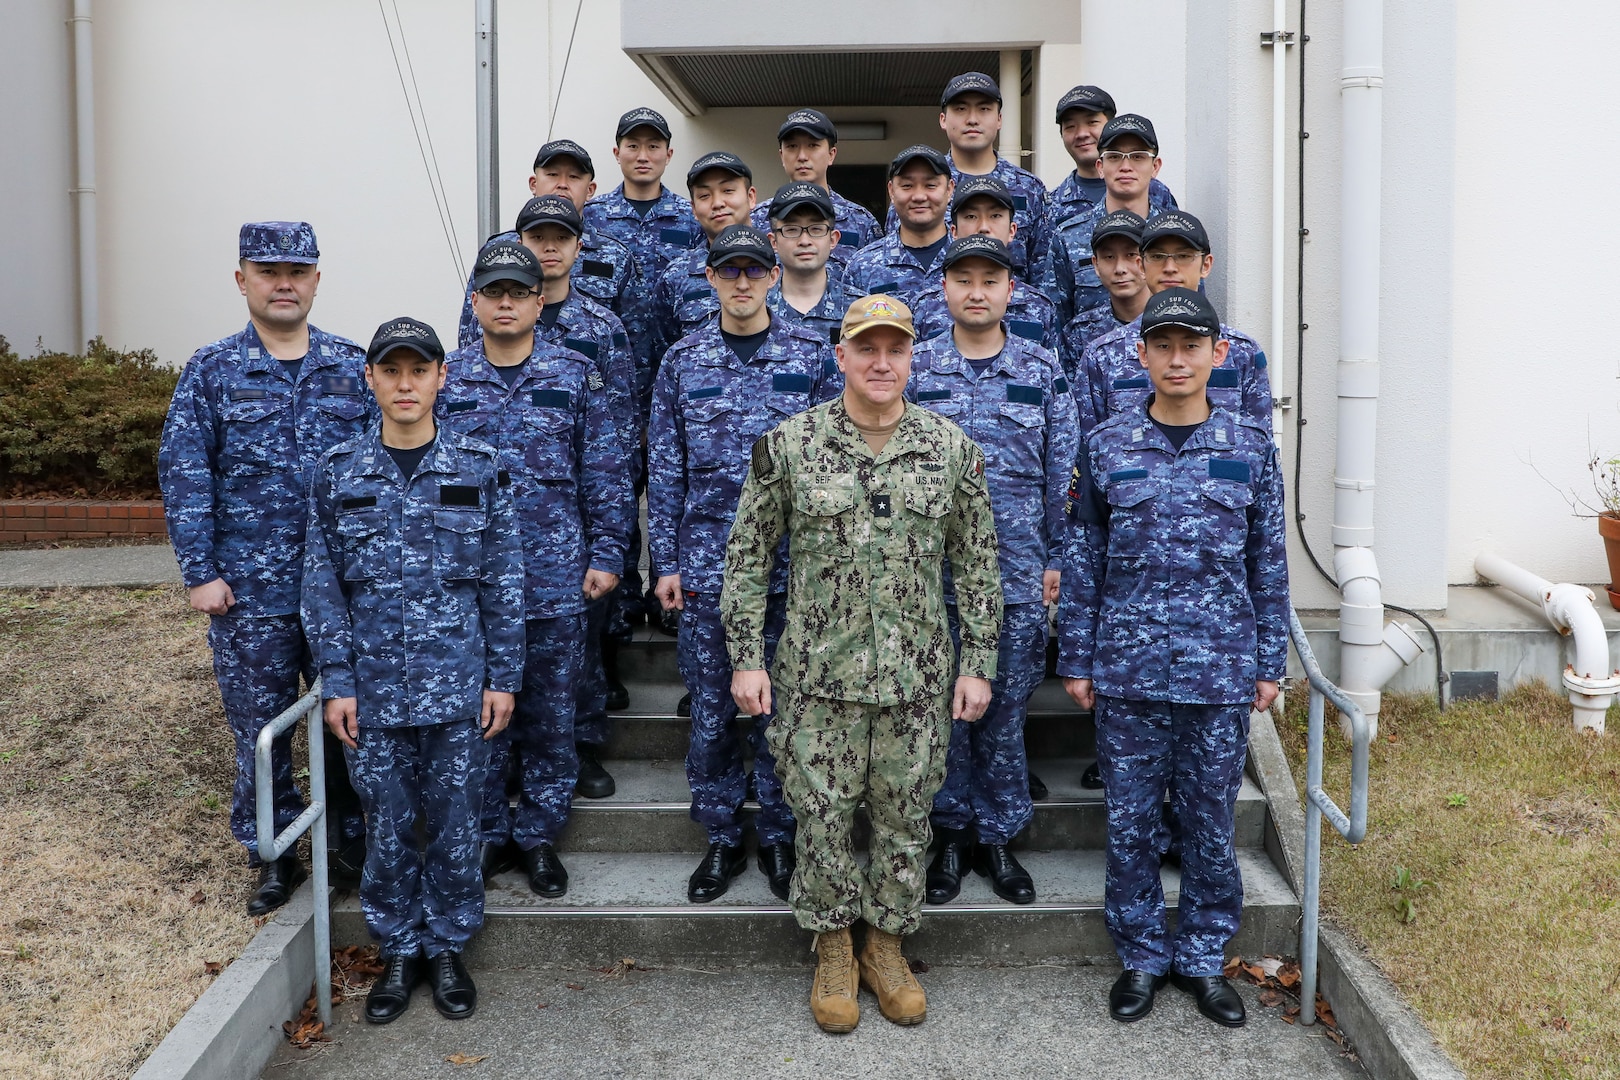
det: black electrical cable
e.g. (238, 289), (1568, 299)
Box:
(1285, 0), (1446, 711)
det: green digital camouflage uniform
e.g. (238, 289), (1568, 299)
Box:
(721, 397), (1003, 935)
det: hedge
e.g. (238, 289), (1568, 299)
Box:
(0, 335), (178, 498)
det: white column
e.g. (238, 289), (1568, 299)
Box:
(1000, 49), (1023, 167)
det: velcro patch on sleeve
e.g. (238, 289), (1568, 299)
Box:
(828, 327), (842, 345)
(1007, 320), (1043, 342)
(750, 435), (780, 485)
(532, 389), (573, 409)
(773, 373), (812, 394)
(1011, 194), (1029, 211)
(339, 495), (377, 510)
(1208, 369), (1241, 388)
(612, 331), (628, 349)
(439, 484), (481, 507)
(1053, 377), (1069, 396)
(564, 337), (600, 360)
(1209, 459), (1251, 483)
(582, 259), (615, 278)
(497, 470), (511, 487)
(1006, 384), (1044, 406)
(1254, 350), (1268, 370)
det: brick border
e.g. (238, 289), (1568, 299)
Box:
(0, 500), (165, 544)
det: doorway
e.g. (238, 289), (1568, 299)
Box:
(827, 164), (890, 223)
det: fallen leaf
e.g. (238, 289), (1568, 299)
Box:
(536, 1002), (551, 1010)
(1276, 961), (1302, 988)
(281, 994), (330, 1049)
(189, 890), (205, 906)
(907, 958), (930, 974)
(565, 982), (585, 991)
(203, 960), (223, 976)
(444, 1053), (489, 1066)
(1548, 1016), (1572, 1033)
(1259, 989), (1283, 1007)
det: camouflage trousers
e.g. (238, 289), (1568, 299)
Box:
(769, 686), (952, 936)
(574, 597), (611, 748)
(347, 718), (489, 958)
(1096, 696), (1249, 976)
(207, 614), (364, 865)
(931, 602), (1048, 844)
(481, 614), (584, 850)
(678, 590), (792, 847)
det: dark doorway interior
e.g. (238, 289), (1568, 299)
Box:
(827, 164), (890, 223)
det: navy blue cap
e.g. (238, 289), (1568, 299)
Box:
(705, 224), (776, 268)
(888, 144), (951, 178)
(940, 234), (1013, 271)
(1140, 287), (1221, 338)
(532, 139), (594, 176)
(950, 175), (1015, 219)
(768, 181), (835, 223)
(470, 241), (542, 290)
(1141, 210), (1210, 254)
(515, 195), (583, 236)
(687, 151), (752, 188)
(616, 106), (672, 141)
(778, 108), (838, 145)
(1056, 85), (1117, 122)
(941, 71), (1002, 107)
(1089, 209), (1146, 250)
(365, 317), (445, 365)
(1098, 113), (1159, 152)
(239, 221), (318, 264)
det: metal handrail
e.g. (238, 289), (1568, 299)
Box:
(1287, 605), (1370, 1026)
(255, 680), (331, 1026)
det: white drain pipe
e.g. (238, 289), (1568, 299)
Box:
(1475, 552), (1618, 734)
(1333, 0), (1422, 739)
(71, 0), (98, 347)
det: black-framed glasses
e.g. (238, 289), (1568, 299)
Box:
(1100, 150), (1156, 165)
(713, 264), (772, 279)
(773, 223), (832, 239)
(477, 283), (534, 299)
(1143, 250), (1203, 266)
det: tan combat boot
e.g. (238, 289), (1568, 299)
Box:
(858, 925), (927, 1024)
(810, 927), (860, 1033)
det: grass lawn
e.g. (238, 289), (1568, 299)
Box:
(1279, 684), (1620, 1080)
(0, 587), (269, 1079)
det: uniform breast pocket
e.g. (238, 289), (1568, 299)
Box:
(900, 484), (950, 555)
(683, 396), (736, 463)
(791, 477), (857, 552)
(1201, 478), (1254, 559)
(432, 509), (487, 582)
(221, 396), (291, 473)
(1103, 478), (1162, 559)
(335, 509), (389, 582)
(995, 402), (1046, 477)
(522, 408), (576, 480)
(676, 292), (717, 332)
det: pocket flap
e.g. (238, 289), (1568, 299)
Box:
(432, 509), (487, 534)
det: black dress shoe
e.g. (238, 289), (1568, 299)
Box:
(676, 693), (692, 717)
(329, 834), (366, 887)
(519, 843), (569, 898)
(428, 951), (478, 1019)
(1028, 769), (1049, 801)
(479, 841), (517, 881)
(925, 828), (972, 905)
(1081, 760), (1104, 790)
(605, 678), (630, 711)
(1170, 972), (1247, 1027)
(655, 606), (681, 636)
(687, 842), (745, 902)
(365, 953), (422, 1024)
(246, 855), (307, 916)
(1109, 969), (1167, 1023)
(973, 843), (1036, 904)
(602, 638), (631, 710)
(575, 745), (616, 799)
(756, 841), (795, 901)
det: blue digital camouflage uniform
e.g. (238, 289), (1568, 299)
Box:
(885, 158), (1051, 278)
(841, 231), (950, 313)
(648, 317), (833, 848)
(1057, 404), (1288, 977)
(1047, 172), (1177, 230)
(649, 243), (718, 361)
(1074, 317), (1273, 437)
(302, 424), (525, 958)
(752, 188), (882, 266)
(436, 339), (632, 851)
(912, 276), (1060, 355)
(158, 320), (371, 863)
(1043, 201), (1160, 331)
(1058, 302), (1134, 384)
(907, 330), (1078, 844)
(457, 229), (637, 356)
(766, 261), (847, 395)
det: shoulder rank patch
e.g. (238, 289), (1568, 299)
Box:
(750, 435), (781, 485)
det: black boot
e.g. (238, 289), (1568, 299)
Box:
(1028, 769), (1049, 800)
(1108, 969), (1167, 1023)
(479, 841), (517, 881)
(925, 828), (972, 905)
(1081, 760), (1103, 790)
(602, 637), (630, 711)
(428, 951), (478, 1019)
(676, 693), (692, 718)
(1170, 972), (1247, 1027)
(246, 854), (307, 916)
(687, 841), (745, 902)
(519, 843), (568, 898)
(973, 843), (1036, 905)
(756, 841), (795, 901)
(575, 745), (616, 799)
(365, 952), (422, 1024)
(329, 834), (366, 888)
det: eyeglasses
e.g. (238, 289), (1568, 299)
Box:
(1143, 250), (1204, 266)
(773, 223), (832, 239)
(477, 284), (534, 299)
(713, 264), (772, 279)
(1099, 150), (1156, 165)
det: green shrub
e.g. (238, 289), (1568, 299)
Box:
(0, 335), (178, 498)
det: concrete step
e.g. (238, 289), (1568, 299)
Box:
(329, 849), (1298, 967)
(559, 758), (1269, 853)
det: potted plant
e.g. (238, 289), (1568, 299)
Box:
(1586, 454), (1620, 610)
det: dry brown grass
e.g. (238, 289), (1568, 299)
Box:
(0, 587), (268, 1079)
(1280, 683), (1620, 1080)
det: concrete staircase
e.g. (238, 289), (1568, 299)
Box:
(331, 634), (1300, 968)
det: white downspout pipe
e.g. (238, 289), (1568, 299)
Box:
(475, 0), (499, 243)
(999, 50), (1022, 168)
(1269, 0), (1289, 428)
(1333, 0), (1423, 739)
(1474, 552), (1618, 734)
(71, 0), (98, 348)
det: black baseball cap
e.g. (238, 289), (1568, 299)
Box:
(1140, 288), (1221, 338)
(1140, 210), (1211, 254)
(532, 139), (594, 176)
(515, 195), (583, 236)
(705, 224), (776, 268)
(950, 175), (1015, 219)
(888, 144), (951, 178)
(941, 71), (1002, 107)
(365, 317), (445, 365)
(616, 106), (672, 142)
(687, 151), (752, 188)
(1097, 113), (1159, 152)
(940, 234), (1013, 271)
(1056, 85), (1117, 122)
(1089, 209), (1146, 250)
(768, 182), (835, 223)
(470, 241), (543, 290)
(778, 108), (838, 145)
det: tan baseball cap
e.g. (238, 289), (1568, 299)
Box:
(841, 294), (916, 341)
